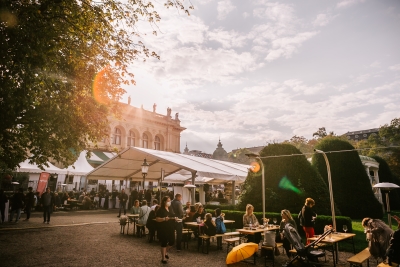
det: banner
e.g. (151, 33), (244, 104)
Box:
(37, 172), (50, 196)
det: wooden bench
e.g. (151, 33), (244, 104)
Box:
(225, 237), (240, 253)
(198, 235), (211, 254)
(262, 245), (278, 267)
(62, 204), (71, 210)
(347, 248), (371, 267)
(182, 229), (193, 249)
(225, 231), (240, 236)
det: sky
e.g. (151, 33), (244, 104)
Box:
(122, 0), (400, 154)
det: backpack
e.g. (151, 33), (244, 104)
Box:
(215, 216), (226, 234)
(298, 208), (305, 227)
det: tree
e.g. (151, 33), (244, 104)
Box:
(283, 135), (315, 154)
(312, 127), (335, 139)
(312, 137), (383, 219)
(239, 144), (333, 215)
(356, 118), (400, 181)
(227, 148), (252, 164)
(0, 1), (191, 170)
(371, 156), (400, 210)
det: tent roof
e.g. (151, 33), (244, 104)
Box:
(64, 151), (94, 176)
(86, 147), (249, 184)
(17, 160), (68, 175)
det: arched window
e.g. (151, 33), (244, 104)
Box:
(154, 136), (161, 150)
(113, 128), (121, 145)
(142, 133), (148, 148)
(127, 131), (135, 147)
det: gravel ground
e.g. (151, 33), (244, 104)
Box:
(0, 210), (378, 267)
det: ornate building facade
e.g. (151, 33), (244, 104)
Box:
(92, 102), (185, 155)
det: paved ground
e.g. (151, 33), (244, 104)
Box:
(0, 210), (374, 267)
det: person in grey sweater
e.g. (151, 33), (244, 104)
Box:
(41, 188), (54, 224)
(171, 194), (184, 251)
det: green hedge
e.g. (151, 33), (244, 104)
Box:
(221, 210), (353, 235)
(204, 204), (237, 211)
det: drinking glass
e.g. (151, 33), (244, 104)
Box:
(273, 218), (277, 225)
(249, 220), (253, 229)
(343, 225), (348, 233)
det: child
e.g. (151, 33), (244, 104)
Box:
(215, 208), (226, 250)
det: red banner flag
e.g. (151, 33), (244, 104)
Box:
(37, 172), (50, 196)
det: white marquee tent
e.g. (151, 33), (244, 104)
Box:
(86, 147), (250, 203)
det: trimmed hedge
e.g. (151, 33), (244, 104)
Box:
(313, 137), (383, 219)
(204, 204), (237, 211)
(239, 144), (334, 216)
(221, 210), (353, 235)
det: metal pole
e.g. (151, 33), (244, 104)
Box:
(386, 192), (391, 228)
(232, 181), (235, 206)
(191, 171), (196, 204)
(142, 174), (145, 191)
(315, 149), (336, 231)
(258, 157), (266, 220)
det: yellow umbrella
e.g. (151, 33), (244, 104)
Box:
(226, 242), (259, 264)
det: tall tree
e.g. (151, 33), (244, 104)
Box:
(312, 137), (383, 219)
(0, 0), (191, 169)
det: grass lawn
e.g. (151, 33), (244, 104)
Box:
(340, 211), (399, 253)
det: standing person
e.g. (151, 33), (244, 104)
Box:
(155, 196), (176, 264)
(387, 215), (400, 265)
(24, 187), (35, 221)
(277, 209), (297, 257)
(41, 188), (54, 224)
(138, 190), (144, 202)
(243, 204), (261, 244)
(171, 193), (184, 251)
(117, 189), (128, 217)
(145, 189), (152, 205)
(10, 188), (25, 223)
(147, 205), (160, 243)
(130, 189), (138, 209)
(111, 190), (118, 209)
(301, 198), (316, 245)
(104, 189), (110, 209)
(0, 189), (8, 224)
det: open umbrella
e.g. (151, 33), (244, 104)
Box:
(226, 242), (259, 264)
(373, 182), (400, 228)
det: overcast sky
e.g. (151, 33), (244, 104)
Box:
(122, 0), (400, 154)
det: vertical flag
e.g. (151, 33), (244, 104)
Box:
(37, 172), (50, 196)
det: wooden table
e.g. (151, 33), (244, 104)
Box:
(308, 232), (356, 267)
(127, 214), (139, 235)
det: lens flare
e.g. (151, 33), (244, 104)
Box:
(279, 176), (302, 194)
(250, 162), (260, 173)
(92, 65), (115, 105)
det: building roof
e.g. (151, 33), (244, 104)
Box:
(345, 128), (379, 135)
(86, 147), (249, 184)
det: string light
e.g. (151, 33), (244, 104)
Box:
(255, 146), (400, 159)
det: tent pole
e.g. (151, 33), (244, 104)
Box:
(191, 171), (196, 204)
(231, 181), (235, 205)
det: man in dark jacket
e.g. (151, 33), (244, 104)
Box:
(0, 189), (8, 223)
(24, 187), (35, 221)
(117, 189), (128, 217)
(41, 188), (54, 224)
(171, 193), (184, 251)
(10, 188), (25, 223)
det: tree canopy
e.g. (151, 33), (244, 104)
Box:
(0, 0), (191, 170)
(239, 143), (333, 215)
(312, 137), (383, 219)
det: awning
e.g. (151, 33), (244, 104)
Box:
(86, 147), (249, 184)
(63, 151), (94, 176)
(17, 160), (68, 175)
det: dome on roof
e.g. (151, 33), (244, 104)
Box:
(359, 155), (378, 162)
(213, 139), (228, 160)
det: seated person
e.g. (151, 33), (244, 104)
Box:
(192, 205), (206, 222)
(184, 205), (196, 223)
(243, 204), (261, 244)
(277, 209), (297, 257)
(131, 200), (140, 214)
(137, 200), (151, 236)
(78, 193), (85, 203)
(82, 195), (92, 210)
(93, 194), (100, 209)
(387, 215), (400, 265)
(362, 217), (393, 260)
